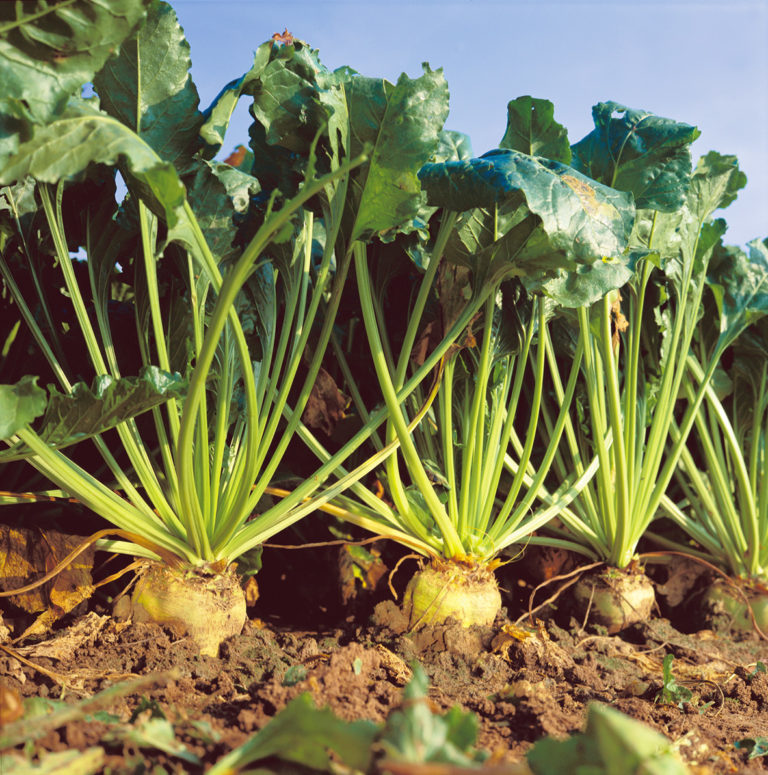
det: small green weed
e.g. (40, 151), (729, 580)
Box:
(655, 654), (693, 709)
(281, 665), (308, 686)
(748, 661), (767, 680)
(735, 736), (768, 760)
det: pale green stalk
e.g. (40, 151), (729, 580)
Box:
(14, 426), (196, 562)
(37, 184), (187, 538)
(658, 351), (768, 580)
(354, 241), (464, 556)
(457, 295), (496, 537)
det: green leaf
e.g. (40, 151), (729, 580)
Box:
(0, 0), (150, 125)
(0, 99), (186, 230)
(638, 153), (748, 297)
(73, 176), (131, 332)
(0, 113), (27, 167)
(488, 280), (529, 359)
(378, 664), (486, 766)
(0, 367), (186, 460)
(441, 705), (482, 755)
(527, 257), (634, 308)
(209, 161), (260, 214)
(571, 101), (700, 212)
(655, 654), (693, 708)
(730, 313), (768, 435)
(499, 96), (571, 163)
(435, 130), (474, 163)
(420, 149), (633, 240)
(0, 170), (38, 221)
(527, 702), (690, 775)
(588, 703), (690, 775)
(207, 693), (378, 775)
(345, 64), (449, 242)
(421, 149), (634, 297)
(684, 152), (747, 238)
(750, 662), (768, 678)
(245, 39), (350, 200)
(0, 375), (46, 438)
(236, 261), (276, 364)
(0, 672), (175, 750)
(199, 40), (272, 154)
(129, 696), (166, 722)
(526, 731), (599, 775)
(247, 118), (304, 203)
(250, 41), (343, 156)
(182, 159), (259, 265)
(419, 152), (514, 212)
(1, 747), (106, 774)
(736, 737), (768, 759)
(629, 208), (682, 265)
(93, 0), (203, 168)
(105, 717), (201, 764)
(707, 236), (768, 349)
(282, 664), (308, 686)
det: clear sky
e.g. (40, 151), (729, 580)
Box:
(172, 0), (767, 247)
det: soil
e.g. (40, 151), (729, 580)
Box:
(2, 533), (768, 774)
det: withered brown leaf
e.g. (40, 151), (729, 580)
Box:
(0, 526), (95, 639)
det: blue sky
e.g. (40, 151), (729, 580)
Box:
(173, 1), (767, 247)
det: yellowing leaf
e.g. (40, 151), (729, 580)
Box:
(0, 526), (95, 639)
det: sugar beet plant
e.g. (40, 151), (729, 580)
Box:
(654, 239), (768, 629)
(0, 0), (451, 654)
(527, 108), (768, 632)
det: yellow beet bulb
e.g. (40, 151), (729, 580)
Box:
(129, 563), (247, 657)
(402, 560), (501, 629)
(573, 567), (655, 634)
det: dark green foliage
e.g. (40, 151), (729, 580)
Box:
(500, 95), (572, 163)
(571, 101), (700, 211)
(0, 367), (187, 461)
(0, 0), (150, 126)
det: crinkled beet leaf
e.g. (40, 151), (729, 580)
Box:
(0, 0), (150, 125)
(0, 367), (186, 460)
(343, 64), (449, 243)
(571, 101), (700, 212)
(500, 95), (571, 163)
(0, 99), (186, 230)
(199, 41), (272, 155)
(435, 130), (474, 163)
(244, 39), (350, 204)
(419, 148), (634, 302)
(93, 0), (204, 170)
(207, 693), (377, 774)
(0, 376), (47, 439)
(707, 237), (768, 348)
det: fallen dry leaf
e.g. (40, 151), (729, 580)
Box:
(493, 624), (574, 671)
(17, 611), (109, 661)
(271, 28), (294, 45)
(0, 525), (95, 640)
